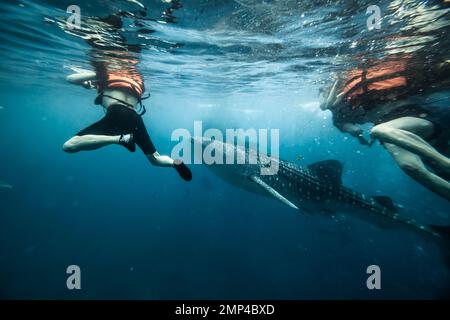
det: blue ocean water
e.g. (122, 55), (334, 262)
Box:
(0, 0), (449, 299)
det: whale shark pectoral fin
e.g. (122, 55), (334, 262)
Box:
(249, 176), (299, 210)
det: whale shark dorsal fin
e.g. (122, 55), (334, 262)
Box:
(307, 160), (343, 185)
(249, 176), (299, 210)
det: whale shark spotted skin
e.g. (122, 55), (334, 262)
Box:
(192, 137), (445, 239)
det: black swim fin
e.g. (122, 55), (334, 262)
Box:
(174, 160), (192, 182)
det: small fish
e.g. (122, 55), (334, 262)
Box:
(296, 155), (303, 161)
(0, 180), (12, 189)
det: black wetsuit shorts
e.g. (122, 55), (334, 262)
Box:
(76, 104), (156, 155)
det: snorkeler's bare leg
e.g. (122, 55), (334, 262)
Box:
(371, 117), (450, 175)
(384, 143), (450, 201)
(63, 134), (121, 153)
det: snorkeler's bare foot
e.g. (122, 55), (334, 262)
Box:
(174, 159), (192, 181)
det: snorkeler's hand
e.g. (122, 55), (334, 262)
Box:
(357, 134), (370, 146)
(320, 78), (341, 110)
(174, 160), (192, 182)
(82, 80), (96, 89)
(343, 124), (369, 146)
(353, 129), (370, 146)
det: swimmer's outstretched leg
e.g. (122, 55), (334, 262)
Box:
(63, 134), (133, 153)
(384, 143), (450, 201)
(371, 117), (450, 176)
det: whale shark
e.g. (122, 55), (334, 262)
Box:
(192, 137), (450, 240)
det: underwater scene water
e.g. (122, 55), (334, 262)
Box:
(0, 0), (449, 299)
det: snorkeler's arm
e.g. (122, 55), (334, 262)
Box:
(341, 122), (361, 134)
(66, 71), (97, 88)
(341, 123), (369, 146)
